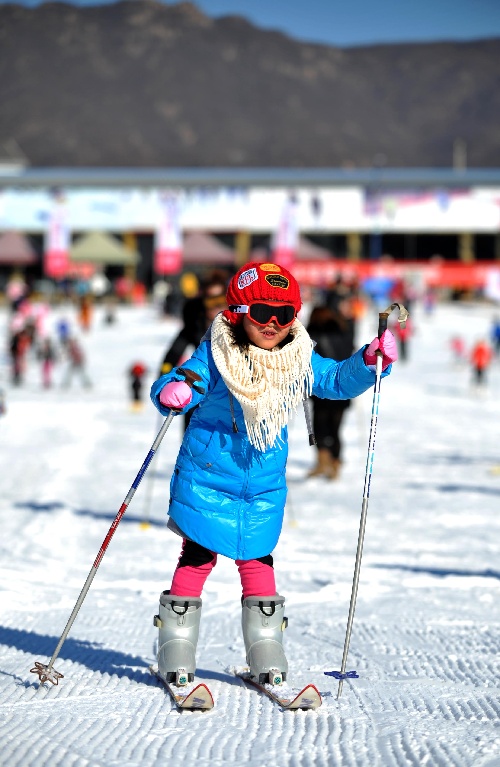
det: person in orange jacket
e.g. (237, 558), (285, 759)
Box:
(470, 339), (493, 387)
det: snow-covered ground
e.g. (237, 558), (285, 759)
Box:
(1, 297), (499, 767)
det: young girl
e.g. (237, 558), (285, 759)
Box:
(150, 262), (397, 687)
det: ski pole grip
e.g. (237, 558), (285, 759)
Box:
(377, 312), (389, 339)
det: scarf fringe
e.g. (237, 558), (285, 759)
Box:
(211, 314), (314, 451)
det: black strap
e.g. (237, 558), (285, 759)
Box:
(228, 391), (239, 433)
(259, 601), (276, 616)
(172, 601), (189, 615)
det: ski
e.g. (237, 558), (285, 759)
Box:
(235, 670), (322, 710)
(149, 665), (214, 710)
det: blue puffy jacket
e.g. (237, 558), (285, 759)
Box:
(151, 334), (389, 561)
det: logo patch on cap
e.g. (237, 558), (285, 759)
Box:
(259, 263), (281, 272)
(265, 274), (289, 289)
(237, 267), (258, 290)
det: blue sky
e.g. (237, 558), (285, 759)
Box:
(4, 0), (500, 46)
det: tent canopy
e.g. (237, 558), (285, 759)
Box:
(182, 231), (235, 265)
(0, 231), (37, 265)
(70, 231), (139, 266)
(295, 236), (332, 261)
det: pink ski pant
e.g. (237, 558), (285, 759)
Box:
(170, 539), (276, 599)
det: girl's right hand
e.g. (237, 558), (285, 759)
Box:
(159, 381), (192, 409)
(363, 329), (398, 370)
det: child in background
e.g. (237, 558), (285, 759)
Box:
(129, 362), (147, 411)
(150, 262), (397, 688)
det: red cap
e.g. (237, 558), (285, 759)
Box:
(223, 262), (301, 325)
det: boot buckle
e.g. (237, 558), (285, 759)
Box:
(269, 668), (283, 686)
(176, 668), (188, 686)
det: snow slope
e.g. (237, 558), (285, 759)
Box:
(0, 299), (499, 767)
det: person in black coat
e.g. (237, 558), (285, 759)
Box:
(306, 304), (355, 479)
(158, 270), (229, 430)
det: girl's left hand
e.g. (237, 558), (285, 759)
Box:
(363, 329), (398, 370)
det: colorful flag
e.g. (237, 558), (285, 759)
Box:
(154, 195), (182, 275)
(272, 196), (298, 269)
(44, 197), (70, 278)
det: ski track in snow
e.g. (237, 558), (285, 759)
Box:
(1, 300), (500, 767)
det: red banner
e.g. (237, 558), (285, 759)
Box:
(291, 260), (500, 290)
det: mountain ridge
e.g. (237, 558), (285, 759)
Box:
(1, 1), (499, 168)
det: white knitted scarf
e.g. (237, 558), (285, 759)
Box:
(210, 312), (314, 451)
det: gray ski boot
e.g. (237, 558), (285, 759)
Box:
(153, 591), (202, 686)
(242, 595), (288, 685)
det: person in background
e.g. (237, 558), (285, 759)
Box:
(9, 324), (30, 386)
(61, 337), (92, 389)
(129, 361), (148, 411)
(149, 262), (397, 689)
(392, 315), (413, 362)
(450, 335), (466, 365)
(306, 304), (355, 480)
(6, 272), (28, 312)
(158, 270), (229, 431)
(56, 316), (71, 348)
(470, 339), (493, 389)
(104, 296), (117, 325)
(423, 287), (437, 315)
(77, 294), (93, 332)
(38, 337), (58, 389)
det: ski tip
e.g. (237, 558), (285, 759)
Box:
(149, 666), (214, 710)
(287, 684), (322, 710)
(235, 671), (322, 710)
(183, 683), (214, 710)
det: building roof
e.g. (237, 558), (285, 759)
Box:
(1, 167), (500, 189)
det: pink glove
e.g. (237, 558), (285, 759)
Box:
(159, 381), (192, 409)
(363, 329), (398, 371)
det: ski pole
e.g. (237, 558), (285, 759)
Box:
(30, 411), (175, 685)
(141, 367), (205, 529)
(31, 366), (204, 686)
(326, 303), (409, 699)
